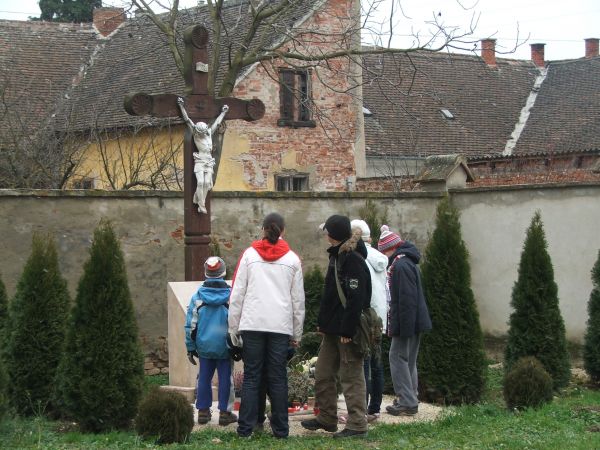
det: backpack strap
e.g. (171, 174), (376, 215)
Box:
(334, 260), (347, 308)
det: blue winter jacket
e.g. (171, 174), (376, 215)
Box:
(184, 278), (231, 359)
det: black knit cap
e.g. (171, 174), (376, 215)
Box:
(323, 215), (352, 241)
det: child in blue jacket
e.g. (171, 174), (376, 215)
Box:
(185, 257), (237, 426)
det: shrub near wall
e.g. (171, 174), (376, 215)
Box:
(5, 235), (70, 416)
(505, 211), (570, 389)
(584, 250), (600, 383)
(58, 221), (144, 432)
(419, 197), (487, 404)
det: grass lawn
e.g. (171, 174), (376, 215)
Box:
(1, 369), (599, 449)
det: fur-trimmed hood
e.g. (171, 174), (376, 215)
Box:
(338, 228), (368, 259)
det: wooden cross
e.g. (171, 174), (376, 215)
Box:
(124, 25), (265, 281)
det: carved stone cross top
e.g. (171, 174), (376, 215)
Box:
(124, 24), (265, 281)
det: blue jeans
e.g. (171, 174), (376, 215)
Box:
(196, 357), (231, 412)
(238, 331), (289, 438)
(363, 350), (384, 414)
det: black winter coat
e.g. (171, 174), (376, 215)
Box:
(318, 232), (372, 338)
(387, 242), (432, 337)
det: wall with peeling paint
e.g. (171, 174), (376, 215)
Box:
(0, 184), (598, 370)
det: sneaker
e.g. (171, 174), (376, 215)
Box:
(300, 418), (338, 433)
(333, 428), (368, 438)
(386, 404), (418, 416)
(219, 411), (238, 426)
(197, 408), (211, 425)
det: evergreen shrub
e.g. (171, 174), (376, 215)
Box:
(584, 250), (600, 383)
(419, 196), (487, 404)
(303, 266), (323, 335)
(503, 356), (553, 410)
(297, 332), (322, 359)
(0, 273), (7, 345)
(504, 211), (570, 389)
(135, 386), (193, 444)
(5, 234), (70, 416)
(57, 221), (144, 432)
(359, 199), (388, 244)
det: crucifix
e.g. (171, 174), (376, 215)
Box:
(124, 25), (265, 281)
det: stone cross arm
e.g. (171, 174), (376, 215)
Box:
(124, 93), (265, 122)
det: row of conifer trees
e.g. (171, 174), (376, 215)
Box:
(419, 198), (600, 403)
(352, 197), (600, 405)
(0, 222), (144, 431)
(1, 198), (599, 426)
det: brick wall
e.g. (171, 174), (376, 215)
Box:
(469, 153), (600, 187)
(228, 0), (361, 191)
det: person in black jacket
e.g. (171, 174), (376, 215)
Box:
(301, 215), (371, 439)
(378, 225), (432, 416)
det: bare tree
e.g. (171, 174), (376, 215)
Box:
(92, 122), (183, 190)
(128, 0), (500, 176)
(0, 60), (89, 189)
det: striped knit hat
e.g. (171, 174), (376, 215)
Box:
(378, 225), (403, 252)
(204, 256), (226, 278)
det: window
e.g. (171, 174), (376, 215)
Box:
(278, 69), (315, 128)
(72, 177), (95, 189)
(275, 173), (309, 191)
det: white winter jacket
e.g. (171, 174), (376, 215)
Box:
(365, 243), (389, 333)
(228, 239), (305, 341)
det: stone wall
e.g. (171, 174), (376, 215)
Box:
(1, 184), (599, 372)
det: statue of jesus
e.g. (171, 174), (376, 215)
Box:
(177, 97), (229, 214)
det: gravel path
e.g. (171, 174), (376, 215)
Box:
(194, 395), (443, 436)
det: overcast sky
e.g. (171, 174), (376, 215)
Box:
(0, 0), (598, 61)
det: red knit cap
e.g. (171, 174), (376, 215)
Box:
(377, 225), (403, 252)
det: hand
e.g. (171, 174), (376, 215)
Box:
(340, 336), (352, 344)
(290, 340), (299, 348)
(177, 97), (184, 105)
(222, 104), (229, 113)
(187, 350), (198, 365)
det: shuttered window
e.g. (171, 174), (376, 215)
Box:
(278, 69), (316, 128)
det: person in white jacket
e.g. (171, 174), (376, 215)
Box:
(228, 212), (305, 439)
(350, 219), (389, 421)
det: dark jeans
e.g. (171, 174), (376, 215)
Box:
(238, 331), (289, 438)
(363, 349), (384, 414)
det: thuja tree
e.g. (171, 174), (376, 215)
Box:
(584, 250), (600, 383)
(419, 196), (486, 404)
(298, 266), (324, 358)
(5, 234), (70, 416)
(0, 273), (7, 346)
(359, 199), (388, 244)
(505, 211), (570, 389)
(57, 221), (144, 432)
(0, 274), (7, 419)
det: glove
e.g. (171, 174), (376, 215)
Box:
(187, 350), (199, 365)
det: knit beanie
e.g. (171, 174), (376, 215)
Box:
(378, 225), (403, 252)
(204, 256), (226, 278)
(350, 219), (370, 241)
(321, 215), (352, 241)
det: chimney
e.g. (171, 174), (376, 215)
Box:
(481, 39), (496, 66)
(530, 43), (545, 67)
(93, 7), (125, 37)
(585, 38), (599, 58)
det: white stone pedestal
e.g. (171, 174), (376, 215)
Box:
(167, 281), (203, 391)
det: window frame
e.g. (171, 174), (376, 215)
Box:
(278, 68), (316, 128)
(275, 172), (309, 192)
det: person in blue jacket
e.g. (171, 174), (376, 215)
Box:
(185, 256), (237, 426)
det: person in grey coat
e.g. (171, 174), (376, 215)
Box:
(378, 225), (432, 416)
